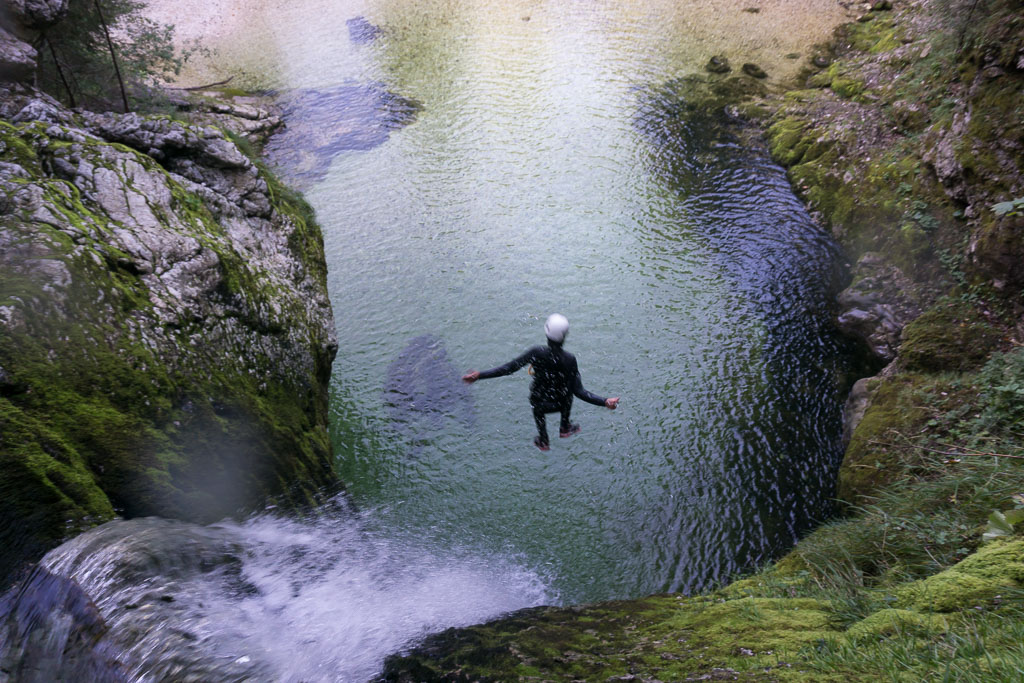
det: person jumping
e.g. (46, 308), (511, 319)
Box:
(462, 314), (620, 451)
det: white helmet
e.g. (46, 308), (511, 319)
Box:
(544, 313), (569, 343)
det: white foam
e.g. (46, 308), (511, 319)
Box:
(196, 509), (552, 681)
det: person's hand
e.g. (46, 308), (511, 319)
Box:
(605, 397), (620, 409)
(462, 370), (480, 384)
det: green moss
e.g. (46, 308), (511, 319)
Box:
(671, 597), (838, 654)
(766, 110), (959, 281)
(896, 540), (1024, 612)
(0, 121), (44, 175)
(831, 77), (865, 100)
(843, 15), (902, 54)
(838, 374), (929, 502)
(844, 608), (948, 641)
(382, 594), (845, 682)
(783, 89), (825, 104)
(768, 117), (812, 166)
(900, 301), (1002, 373)
(0, 399), (116, 579)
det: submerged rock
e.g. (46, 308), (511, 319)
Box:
(705, 55), (731, 74)
(346, 15), (382, 43)
(263, 82), (420, 187)
(383, 335), (475, 450)
(0, 82), (339, 581)
(741, 62), (768, 79)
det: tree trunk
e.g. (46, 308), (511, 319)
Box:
(44, 33), (77, 108)
(93, 0), (130, 113)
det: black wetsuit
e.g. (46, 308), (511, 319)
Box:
(477, 340), (607, 446)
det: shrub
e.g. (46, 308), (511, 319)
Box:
(37, 0), (194, 111)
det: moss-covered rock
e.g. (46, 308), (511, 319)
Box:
(0, 84), (339, 582)
(841, 13), (902, 54)
(899, 300), (1003, 373)
(836, 373), (930, 503)
(896, 539), (1024, 612)
(843, 608), (948, 642)
(382, 594), (843, 682)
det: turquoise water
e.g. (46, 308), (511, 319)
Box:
(261, 0), (857, 604)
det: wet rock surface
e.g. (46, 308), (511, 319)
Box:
(0, 566), (127, 682)
(0, 81), (338, 581)
(0, 518), (272, 682)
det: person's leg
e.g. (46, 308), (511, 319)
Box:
(559, 399), (580, 437)
(532, 402), (550, 449)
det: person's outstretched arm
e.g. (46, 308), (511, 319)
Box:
(571, 367), (619, 409)
(463, 347), (538, 383)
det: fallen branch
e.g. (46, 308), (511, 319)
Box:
(165, 77), (235, 92)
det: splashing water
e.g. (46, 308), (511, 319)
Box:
(23, 509), (550, 682)
(208, 511), (551, 681)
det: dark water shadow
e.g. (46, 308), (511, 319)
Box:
(631, 75), (869, 592)
(264, 83), (420, 188)
(383, 335), (476, 456)
(347, 16), (382, 44)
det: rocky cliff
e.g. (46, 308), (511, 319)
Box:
(0, 17), (339, 580)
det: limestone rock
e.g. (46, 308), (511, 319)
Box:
(178, 91), (285, 145)
(0, 83), (339, 582)
(0, 83), (73, 122)
(841, 375), (873, 447)
(0, 26), (36, 83)
(970, 212), (1024, 290)
(926, 109), (971, 202)
(890, 99), (929, 133)
(5, 0), (69, 32)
